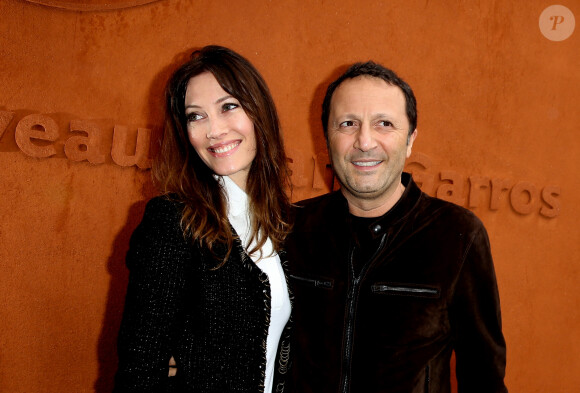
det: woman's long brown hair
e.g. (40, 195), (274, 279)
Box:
(153, 45), (292, 266)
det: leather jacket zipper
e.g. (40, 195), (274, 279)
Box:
(371, 284), (439, 297)
(288, 274), (333, 289)
(340, 234), (387, 393)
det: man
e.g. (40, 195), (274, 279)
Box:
(286, 62), (507, 393)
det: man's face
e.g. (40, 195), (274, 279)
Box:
(327, 76), (417, 204)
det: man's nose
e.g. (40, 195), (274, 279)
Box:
(353, 124), (376, 151)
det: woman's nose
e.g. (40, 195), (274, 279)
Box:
(206, 117), (228, 139)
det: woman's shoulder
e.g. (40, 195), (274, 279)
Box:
(126, 195), (190, 270)
(141, 194), (183, 220)
(132, 195), (184, 242)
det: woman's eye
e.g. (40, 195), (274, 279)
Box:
(186, 113), (203, 123)
(222, 103), (239, 112)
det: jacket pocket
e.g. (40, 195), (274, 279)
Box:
(371, 282), (440, 298)
(289, 274), (334, 289)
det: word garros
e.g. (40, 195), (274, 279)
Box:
(0, 111), (152, 168)
(405, 153), (560, 219)
(286, 150), (560, 219)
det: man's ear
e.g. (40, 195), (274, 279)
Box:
(406, 129), (418, 157)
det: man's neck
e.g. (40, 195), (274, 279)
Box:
(343, 182), (405, 218)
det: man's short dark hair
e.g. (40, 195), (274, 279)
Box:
(321, 61), (417, 139)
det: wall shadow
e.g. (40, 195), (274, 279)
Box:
(93, 46), (200, 393)
(306, 64), (351, 193)
(94, 200), (144, 393)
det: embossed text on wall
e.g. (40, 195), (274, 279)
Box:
(1, 110), (562, 218)
(0, 111), (152, 169)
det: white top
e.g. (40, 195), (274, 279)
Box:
(221, 176), (291, 393)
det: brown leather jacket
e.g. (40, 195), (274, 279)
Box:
(286, 173), (507, 393)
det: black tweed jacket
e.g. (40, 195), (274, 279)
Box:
(113, 196), (292, 393)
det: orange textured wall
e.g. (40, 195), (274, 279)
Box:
(1, 1), (579, 392)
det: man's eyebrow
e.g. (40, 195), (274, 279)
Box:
(370, 111), (396, 118)
(334, 113), (359, 119)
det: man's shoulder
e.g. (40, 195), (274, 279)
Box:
(418, 191), (486, 232)
(295, 191), (338, 207)
(294, 191), (343, 214)
(291, 191), (345, 229)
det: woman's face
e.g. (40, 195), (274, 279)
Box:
(184, 72), (257, 190)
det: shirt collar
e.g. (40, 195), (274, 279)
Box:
(338, 172), (423, 238)
(220, 175), (249, 218)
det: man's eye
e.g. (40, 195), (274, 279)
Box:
(222, 103), (239, 112)
(378, 120), (393, 127)
(339, 120), (355, 127)
(186, 113), (203, 123)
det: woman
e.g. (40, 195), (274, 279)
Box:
(113, 45), (293, 393)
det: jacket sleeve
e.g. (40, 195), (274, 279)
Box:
(113, 197), (192, 393)
(451, 223), (508, 393)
